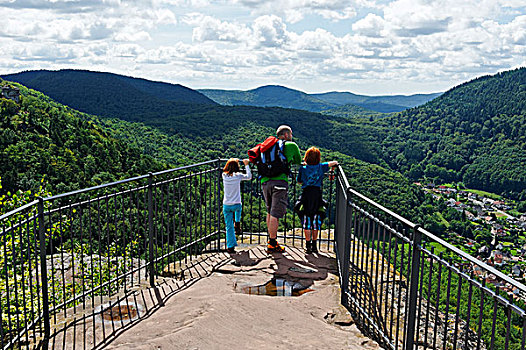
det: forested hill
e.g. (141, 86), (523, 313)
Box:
(1, 69), (216, 122)
(376, 67), (526, 198)
(0, 77), (431, 219)
(0, 79), (167, 194)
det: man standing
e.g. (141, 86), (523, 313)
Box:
(261, 125), (301, 252)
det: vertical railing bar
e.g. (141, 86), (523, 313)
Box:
(462, 271), (474, 350)
(415, 241), (426, 347)
(424, 246), (435, 349)
(68, 200), (76, 317)
(87, 197), (97, 347)
(177, 177), (183, 274)
(122, 187), (128, 294)
(16, 214), (27, 346)
(183, 173), (188, 264)
(504, 302), (511, 350)
(395, 231), (403, 350)
(170, 180), (177, 277)
(379, 224), (387, 337)
(25, 210), (37, 344)
(452, 269), (463, 350)
(405, 225), (421, 350)
(111, 191), (120, 335)
(340, 193), (352, 307)
(37, 197), (50, 350)
(159, 183), (165, 279)
(489, 295), (498, 350)
(328, 170), (334, 249)
(364, 215), (372, 325)
(258, 178), (262, 245)
(433, 252), (443, 350)
(373, 219), (381, 304)
(402, 227), (411, 349)
(358, 215), (366, 314)
(476, 280), (485, 350)
(0, 222), (5, 348)
(32, 205), (43, 340)
(199, 169), (204, 251)
(80, 202), (87, 311)
(442, 264), (453, 350)
(388, 222), (396, 343)
(217, 160), (222, 251)
(154, 182), (161, 280)
(2, 218), (12, 347)
(148, 173), (155, 288)
(350, 202), (359, 305)
(248, 170), (253, 244)
(95, 196), (105, 344)
(137, 186), (144, 285)
(11, 214), (22, 340)
(292, 170), (297, 248)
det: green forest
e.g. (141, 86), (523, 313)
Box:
(2, 66), (526, 350)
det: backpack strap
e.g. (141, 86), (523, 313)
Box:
(277, 140), (287, 162)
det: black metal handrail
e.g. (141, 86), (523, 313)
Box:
(0, 160), (335, 349)
(2, 160), (526, 350)
(333, 164), (526, 350)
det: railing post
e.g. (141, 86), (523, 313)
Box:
(340, 190), (352, 306)
(405, 225), (422, 350)
(216, 159), (222, 251)
(37, 197), (50, 350)
(148, 173), (155, 288)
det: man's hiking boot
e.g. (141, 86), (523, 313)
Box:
(234, 222), (241, 235)
(267, 241), (285, 253)
(305, 241), (312, 254)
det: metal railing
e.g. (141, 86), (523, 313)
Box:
(0, 160), (335, 349)
(3, 160), (525, 350)
(334, 165), (526, 350)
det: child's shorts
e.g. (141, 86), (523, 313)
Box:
(303, 214), (322, 230)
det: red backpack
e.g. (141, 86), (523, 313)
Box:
(248, 137), (290, 177)
(248, 136), (277, 163)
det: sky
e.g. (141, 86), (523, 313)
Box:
(0, 0), (525, 95)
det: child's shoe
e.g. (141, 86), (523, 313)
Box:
(305, 241), (312, 254)
(267, 241), (285, 253)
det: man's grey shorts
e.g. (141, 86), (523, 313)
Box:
(261, 180), (289, 219)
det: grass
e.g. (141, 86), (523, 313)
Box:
(435, 211), (450, 228)
(465, 188), (502, 200)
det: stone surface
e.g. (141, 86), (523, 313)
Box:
(100, 245), (380, 349)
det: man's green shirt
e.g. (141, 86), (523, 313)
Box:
(260, 141), (302, 183)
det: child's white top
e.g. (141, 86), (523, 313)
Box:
(222, 166), (252, 205)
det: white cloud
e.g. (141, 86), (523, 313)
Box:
(252, 15), (289, 48)
(189, 15), (251, 43)
(352, 14), (386, 37)
(234, 0), (359, 23)
(0, 0), (525, 94)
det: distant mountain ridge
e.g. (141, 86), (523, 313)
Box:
(199, 86), (442, 113)
(198, 85), (337, 112)
(312, 91), (443, 113)
(1, 69), (216, 122)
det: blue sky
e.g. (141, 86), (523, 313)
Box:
(0, 0), (525, 95)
